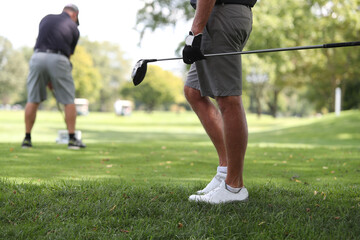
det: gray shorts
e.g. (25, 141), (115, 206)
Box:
(27, 52), (75, 104)
(185, 4), (253, 98)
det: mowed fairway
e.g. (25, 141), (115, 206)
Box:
(1, 110), (359, 239)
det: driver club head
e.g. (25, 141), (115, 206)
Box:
(132, 59), (148, 86)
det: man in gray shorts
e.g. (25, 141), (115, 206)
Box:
(183, 0), (256, 204)
(22, 4), (85, 150)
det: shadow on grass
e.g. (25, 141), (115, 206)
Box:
(0, 141), (217, 183)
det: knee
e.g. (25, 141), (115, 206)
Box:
(184, 86), (202, 105)
(216, 96), (243, 114)
(25, 102), (40, 112)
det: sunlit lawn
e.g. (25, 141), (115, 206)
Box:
(0, 110), (359, 239)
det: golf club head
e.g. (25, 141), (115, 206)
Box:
(132, 59), (148, 86)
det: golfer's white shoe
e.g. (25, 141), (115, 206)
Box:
(189, 180), (249, 204)
(196, 172), (226, 195)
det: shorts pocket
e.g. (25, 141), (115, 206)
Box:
(229, 16), (252, 49)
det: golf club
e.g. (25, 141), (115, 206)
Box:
(132, 41), (360, 86)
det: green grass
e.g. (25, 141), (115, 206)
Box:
(0, 110), (359, 239)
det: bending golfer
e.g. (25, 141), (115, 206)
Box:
(22, 4), (85, 150)
(183, 0), (256, 203)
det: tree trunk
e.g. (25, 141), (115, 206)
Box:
(256, 97), (261, 118)
(268, 89), (279, 118)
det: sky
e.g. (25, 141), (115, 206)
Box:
(0, 0), (191, 75)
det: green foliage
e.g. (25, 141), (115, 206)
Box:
(19, 46), (33, 63)
(0, 36), (28, 105)
(343, 79), (360, 109)
(247, 1), (318, 116)
(244, 0), (360, 114)
(72, 45), (102, 103)
(0, 36), (131, 111)
(79, 38), (131, 111)
(136, 0), (193, 41)
(136, 0), (360, 116)
(243, 55), (277, 116)
(306, 0), (360, 111)
(121, 65), (185, 112)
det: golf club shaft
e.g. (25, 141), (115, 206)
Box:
(51, 88), (66, 122)
(153, 41), (360, 62)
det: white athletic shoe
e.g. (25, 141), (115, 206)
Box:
(189, 180), (249, 204)
(196, 172), (226, 195)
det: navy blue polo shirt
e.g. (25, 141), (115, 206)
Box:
(34, 12), (79, 58)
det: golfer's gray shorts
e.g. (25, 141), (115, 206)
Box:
(185, 4), (253, 98)
(27, 52), (75, 104)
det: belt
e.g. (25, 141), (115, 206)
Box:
(35, 49), (68, 58)
(215, 0), (253, 7)
(215, 2), (251, 7)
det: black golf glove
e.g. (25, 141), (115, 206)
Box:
(182, 31), (205, 64)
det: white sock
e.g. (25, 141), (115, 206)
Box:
(217, 166), (227, 174)
(226, 184), (241, 193)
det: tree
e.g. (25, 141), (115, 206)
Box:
(136, 0), (193, 41)
(136, 0), (360, 115)
(247, 0), (319, 117)
(243, 55), (276, 117)
(120, 65), (185, 112)
(304, 0), (360, 112)
(242, 0), (360, 115)
(0, 36), (28, 105)
(79, 38), (131, 111)
(136, 0), (312, 117)
(71, 45), (102, 104)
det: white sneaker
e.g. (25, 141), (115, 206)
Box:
(189, 180), (249, 204)
(196, 172), (226, 195)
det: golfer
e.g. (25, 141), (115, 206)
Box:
(183, 0), (256, 203)
(22, 4), (85, 150)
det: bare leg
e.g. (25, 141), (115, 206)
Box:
(25, 102), (40, 133)
(64, 103), (76, 134)
(216, 96), (248, 188)
(184, 86), (227, 166)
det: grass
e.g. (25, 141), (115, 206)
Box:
(0, 110), (359, 239)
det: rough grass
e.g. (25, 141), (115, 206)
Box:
(0, 110), (359, 239)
